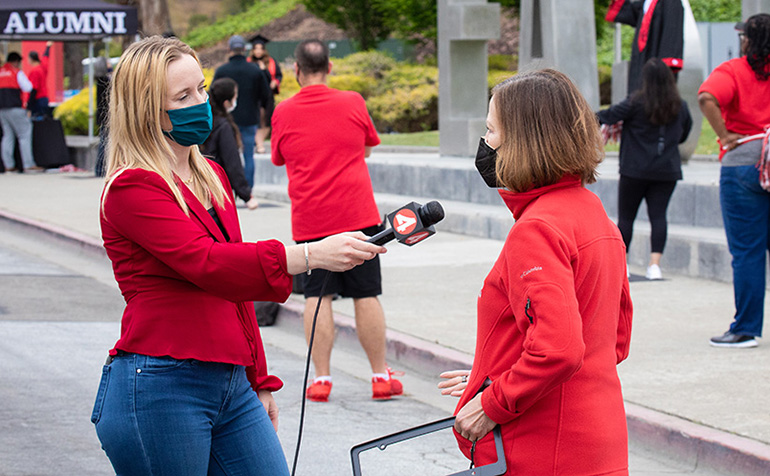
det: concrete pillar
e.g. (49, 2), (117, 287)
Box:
(678, 0), (705, 159)
(518, 0), (600, 109)
(743, 0), (770, 17)
(438, 0), (501, 157)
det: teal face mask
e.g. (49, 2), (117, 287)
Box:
(163, 99), (213, 146)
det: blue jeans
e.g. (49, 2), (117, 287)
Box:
(91, 353), (289, 476)
(239, 124), (257, 188)
(720, 165), (770, 337)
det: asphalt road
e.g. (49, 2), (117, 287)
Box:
(0, 223), (721, 476)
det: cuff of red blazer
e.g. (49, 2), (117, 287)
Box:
(481, 386), (519, 425)
(251, 374), (284, 393)
(661, 57), (683, 71)
(255, 240), (292, 301)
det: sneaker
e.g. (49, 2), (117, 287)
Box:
(709, 331), (758, 348)
(372, 368), (404, 400)
(306, 380), (332, 402)
(646, 264), (662, 280)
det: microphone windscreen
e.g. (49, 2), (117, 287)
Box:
(420, 201), (445, 227)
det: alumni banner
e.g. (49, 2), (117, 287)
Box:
(0, 0), (138, 41)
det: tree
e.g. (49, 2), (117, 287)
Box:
(376, 0), (611, 49)
(302, 0), (391, 51)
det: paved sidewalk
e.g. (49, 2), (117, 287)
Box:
(0, 159), (769, 474)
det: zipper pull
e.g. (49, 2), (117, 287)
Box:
(525, 298), (533, 324)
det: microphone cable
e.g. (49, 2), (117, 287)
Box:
(290, 271), (331, 476)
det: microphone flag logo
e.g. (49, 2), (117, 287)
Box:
(394, 209), (418, 235)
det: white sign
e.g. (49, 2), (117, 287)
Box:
(3, 11), (128, 35)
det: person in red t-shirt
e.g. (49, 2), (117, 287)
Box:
(26, 41), (52, 118)
(272, 39), (403, 402)
(698, 14), (770, 348)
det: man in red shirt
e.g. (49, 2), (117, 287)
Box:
(27, 42), (52, 118)
(0, 51), (36, 172)
(271, 39), (402, 402)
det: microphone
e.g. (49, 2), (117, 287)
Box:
(367, 201), (445, 246)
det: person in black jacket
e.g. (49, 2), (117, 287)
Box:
(598, 57), (692, 280)
(201, 77), (259, 210)
(605, 0), (684, 94)
(213, 35), (272, 189)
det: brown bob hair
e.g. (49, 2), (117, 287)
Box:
(491, 69), (603, 193)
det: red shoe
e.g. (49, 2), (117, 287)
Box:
(306, 380), (332, 402)
(372, 368), (404, 400)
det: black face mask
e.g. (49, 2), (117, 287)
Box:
(475, 137), (500, 188)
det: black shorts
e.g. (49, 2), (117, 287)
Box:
(298, 224), (383, 299)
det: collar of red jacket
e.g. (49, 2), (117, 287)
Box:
(499, 174), (582, 220)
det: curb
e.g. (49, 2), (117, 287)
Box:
(275, 301), (770, 476)
(0, 208), (105, 258)
(3, 206), (769, 475)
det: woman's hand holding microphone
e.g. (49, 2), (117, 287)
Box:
(286, 232), (386, 276)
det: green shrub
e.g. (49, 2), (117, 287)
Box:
(488, 70), (514, 93)
(598, 64), (612, 105)
(367, 83), (437, 132)
(488, 54), (517, 71)
(328, 73), (376, 99)
(333, 51), (396, 79)
(54, 88), (93, 136)
(276, 52), (438, 133)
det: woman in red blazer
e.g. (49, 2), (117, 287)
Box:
(441, 70), (634, 475)
(90, 36), (385, 476)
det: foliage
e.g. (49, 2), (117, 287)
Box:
(379, 0), (437, 44)
(54, 88), (93, 136)
(202, 67), (215, 89)
(596, 22), (635, 68)
(367, 84), (437, 132)
(302, 0), (391, 51)
(275, 51), (437, 132)
(184, 0), (300, 49)
(488, 70), (514, 92)
(488, 54), (518, 71)
(331, 51), (396, 79)
(689, 0), (741, 22)
(187, 13), (210, 32)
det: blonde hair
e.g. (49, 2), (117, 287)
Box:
(103, 36), (228, 215)
(492, 69), (603, 193)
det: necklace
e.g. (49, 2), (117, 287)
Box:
(182, 175), (194, 185)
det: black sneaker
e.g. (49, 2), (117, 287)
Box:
(709, 331), (758, 348)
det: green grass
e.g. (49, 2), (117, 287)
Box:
(378, 130), (439, 147)
(604, 117), (719, 156)
(378, 118), (719, 156)
(183, 0), (300, 49)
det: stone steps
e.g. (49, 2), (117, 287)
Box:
(251, 151), (745, 284)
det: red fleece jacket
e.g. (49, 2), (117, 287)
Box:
(455, 176), (633, 475)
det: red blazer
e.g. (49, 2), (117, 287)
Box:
(455, 176), (633, 475)
(100, 161), (292, 392)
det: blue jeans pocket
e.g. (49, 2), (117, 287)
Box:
(138, 355), (189, 372)
(91, 365), (111, 424)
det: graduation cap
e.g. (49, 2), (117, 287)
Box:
(249, 34), (270, 46)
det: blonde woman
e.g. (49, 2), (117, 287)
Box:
(91, 36), (385, 475)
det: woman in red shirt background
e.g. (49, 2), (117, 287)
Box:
(91, 36), (385, 476)
(441, 69), (633, 475)
(698, 14), (770, 348)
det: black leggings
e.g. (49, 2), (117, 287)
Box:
(617, 175), (677, 254)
